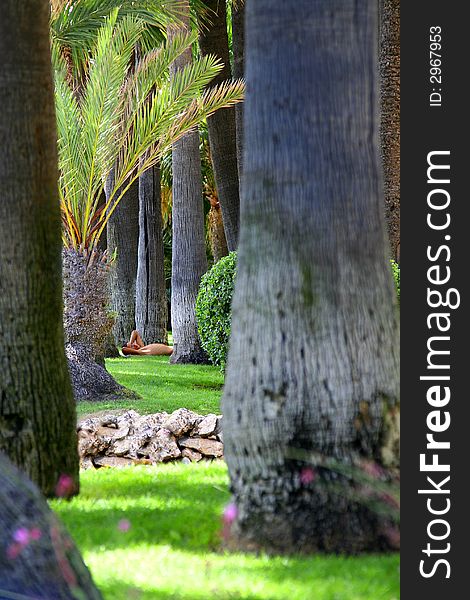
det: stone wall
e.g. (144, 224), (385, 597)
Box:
(78, 409), (223, 468)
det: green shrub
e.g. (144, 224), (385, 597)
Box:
(196, 252), (237, 370)
(390, 259), (400, 302)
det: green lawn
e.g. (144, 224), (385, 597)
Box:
(76, 356), (224, 419)
(52, 463), (399, 600)
(67, 355), (399, 599)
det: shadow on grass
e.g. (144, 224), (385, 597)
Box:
(54, 468), (229, 553)
(97, 579), (267, 600)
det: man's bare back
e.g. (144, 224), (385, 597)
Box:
(121, 330), (173, 356)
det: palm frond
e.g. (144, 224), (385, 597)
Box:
(79, 13), (143, 232)
(55, 14), (244, 254)
(50, 0), (186, 77)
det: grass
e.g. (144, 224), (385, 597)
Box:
(76, 356), (224, 419)
(51, 463), (400, 600)
(68, 354), (399, 599)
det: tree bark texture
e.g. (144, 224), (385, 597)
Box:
(232, 0), (245, 178)
(208, 196), (229, 263)
(0, 0), (79, 497)
(379, 0), (400, 261)
(0, 453), (102, 598)
(63, 249), (132, 402)
(222, 0), (400, 554)
(106, 172), (139, 346)
(136, 163), (168, 344)
(169, 4), (209, 364)
(199, 0), (240, 251)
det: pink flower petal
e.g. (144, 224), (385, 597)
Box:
(223, 502), (238, 525)
(118, 519), (131, 532)
(13, 527), (30, 545)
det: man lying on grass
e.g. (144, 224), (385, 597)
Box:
(121, 330), (173, 356)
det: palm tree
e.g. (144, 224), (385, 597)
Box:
(135, 160), (169, 344)
(55, 13), (244, 399)
(380, 0), (400, 261)
(0, 0), (78, 497)
(232, 0), (245, 178)
(198, 0), (240, 251)
(0, 454), (101, 596)
(169, 1), (209, 364)
(222, 0), (399, 553)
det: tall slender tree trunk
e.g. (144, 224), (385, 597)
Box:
(0, 0), (79, 497)
(232, 0), (245, 178)
(208, 196), (229, 263)
(0, 454), (102, 598)
(379, 0), (400, 261)
(199, 0), (240, 250)
(222, 0), (400, 554)
(136, 162), (168, 344)
(169, 3), (209, 364)
(106, 173), (139, 346)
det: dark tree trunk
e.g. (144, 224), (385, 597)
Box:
(136, 162), (168, 344)
(222, 0), (400, 554)
(62, 249), (133, 402)
(106, 172), (139, 346)
(0, 0), (79, 497)
(0, 453), (102, 598)
(232, 0), (245, 178)
(169, 3), (209, 364)
(379, 0), (400, 261)
(199, 0), (240, 251)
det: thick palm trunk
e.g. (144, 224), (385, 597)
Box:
(136, 163), (168, 344)
(169, 4), (209, 364)
(198, 0), (240, 250)
(63, 249), (130, 402)
(0, 0), (78, 497)
(106, 172), (139, 346)
(222, 0), (400, 554)
(379, 0), (400, 261)
(0, 453), (102, 598)
(232, 0), (245, 178)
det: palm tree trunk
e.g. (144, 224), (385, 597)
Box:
(222, 0), (400, 554)
(62, 249), (132, 402)
(136, 162), (168, 344)
(106, 172), (139, 346)
(0, 454), (102, 598)
(232, 0), (245, 178)
(0, 0), (78, 497)
(198, 0), (240, 250)
(379, 0), (400, 261)
(169, 3), (209, 364)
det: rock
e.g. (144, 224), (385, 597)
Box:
(179, 437), (224, 458)
(80, 456), (94, 470)
(78, 433), (111, 457)
(96, 426), (129, 439)
(163, 408), (201, 437)
(143, 429), (181, 462)
(135, 413), (168, 431)
(77, 410), (225, 466)
(193, 414), (218, 437)
(111, 429), (153, 458)
(181, 448), (203, 463)
(181, 457), (191, 465)
(77, 417), (101, 433)
(93, 456), (137, 468)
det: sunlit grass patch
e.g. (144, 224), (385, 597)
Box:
(51, 463), (399, 600)
(76, 356), (224, 419)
